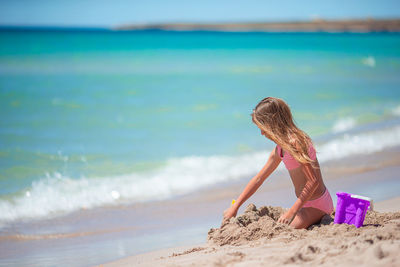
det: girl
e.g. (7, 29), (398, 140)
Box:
(223, 97), (334, 229)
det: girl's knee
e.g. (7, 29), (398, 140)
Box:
(290, 219), (306, 229)
(290, 211), (308, 229)
(290, 208), (325, 229)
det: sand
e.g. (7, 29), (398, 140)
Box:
(104, 199), (400, 267)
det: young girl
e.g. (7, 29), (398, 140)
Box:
(223, 97), (334, 229)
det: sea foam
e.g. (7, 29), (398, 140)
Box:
(332, 117), (356, 133)
(1, 125), (400, 223)
(0, 152), (268, 223)
(392, 105), (400, 117)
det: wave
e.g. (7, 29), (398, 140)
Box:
(318, 125), (400, 162)
(1, 124), (400, 224)
(361, 56), (376, 67)
(392, 105), (400, 117)
(332, 117), (356, 133)
(0, 152), (268, 223)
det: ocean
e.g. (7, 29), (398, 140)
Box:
(1, 29), (400, 266)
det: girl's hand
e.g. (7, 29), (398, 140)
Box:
(223, 206), (238, 220)
(278, 210), (296, 225)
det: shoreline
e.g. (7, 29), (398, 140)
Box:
(0, 146), (400, 266)
(101, 150), (400, 266)
(103, 196), (400, 266)
(2, 146), (400, 266)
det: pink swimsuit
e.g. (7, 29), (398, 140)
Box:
(276, 144), (316, 170)
(302, 188), (334, 214)
(276, 144), (334, 214)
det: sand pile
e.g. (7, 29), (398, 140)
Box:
(206, 204), (400, 266)
(106, 203), (400, 267)
(208, 203), (400, 246)
(208, 204), (289, 246)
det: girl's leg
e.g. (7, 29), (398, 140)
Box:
(290, 207), (326, 229)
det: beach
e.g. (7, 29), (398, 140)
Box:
(101, 145), (400, 266)
(1, 30), (400, 266)
(103, 162), (400, 267)
(2, 137), (400, 267)
(104, 204), (400, 267)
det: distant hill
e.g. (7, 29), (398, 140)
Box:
(114, 19), (400, 32)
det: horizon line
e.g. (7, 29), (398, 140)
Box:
(1, 17), (400, 29)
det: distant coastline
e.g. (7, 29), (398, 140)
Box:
(115, 18), (400, 33)
(1, 18), (400, 33)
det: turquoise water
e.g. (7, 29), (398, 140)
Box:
(1, 30), (400, 223)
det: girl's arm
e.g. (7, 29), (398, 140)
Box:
(223, 147), (281, 219)
(278, 163), (320, 224)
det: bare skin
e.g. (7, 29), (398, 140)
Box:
(223, 128), (327, 229)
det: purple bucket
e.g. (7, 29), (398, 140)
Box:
(334, 192), (372, 228)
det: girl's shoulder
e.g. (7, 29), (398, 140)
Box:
(290, 137), (315, 149)
(279, 139), (316, 158)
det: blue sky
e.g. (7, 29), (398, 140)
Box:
(0, 0), (399, 27)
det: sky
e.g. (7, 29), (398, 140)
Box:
(0, 0), (399, 27)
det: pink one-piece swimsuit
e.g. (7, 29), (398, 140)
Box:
(276, 144), (334, 214)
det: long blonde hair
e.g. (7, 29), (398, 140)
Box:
(252, 97), (314, 165)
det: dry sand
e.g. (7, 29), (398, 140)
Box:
(104, 199), (400, 267)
